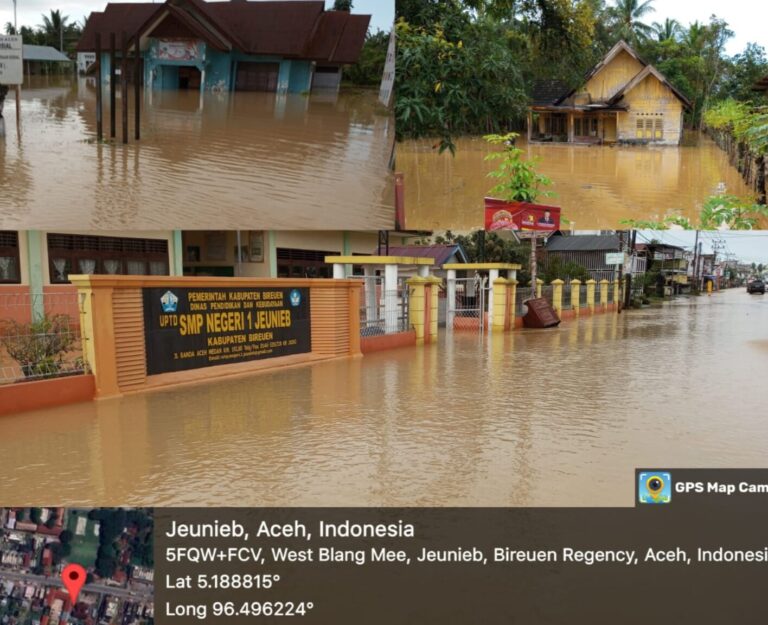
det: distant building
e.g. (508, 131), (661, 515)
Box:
(76, 0), (370, 94)
(545, 233), (646, 281)
(529, 40), (691, 145)
(22, 45), (73, 76)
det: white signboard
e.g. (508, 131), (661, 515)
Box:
(605, 252), (624, 265)
(0, 36), (23, 85)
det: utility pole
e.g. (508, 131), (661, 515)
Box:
(692, 230), (700, 293)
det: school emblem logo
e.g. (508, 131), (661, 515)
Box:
(160, 290), (179, 313)
(289, 289), (302, 307)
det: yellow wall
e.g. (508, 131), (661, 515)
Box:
(581, 49), (644, 102)
(618, 75), (683, 145)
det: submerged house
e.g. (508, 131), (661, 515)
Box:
(76, 0), (370, 93)
(528, 40), (691, 146)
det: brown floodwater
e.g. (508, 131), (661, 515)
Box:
(0, 76), (394, 230)
(1, 289), (766, 507)
(398, 134), (756, 230)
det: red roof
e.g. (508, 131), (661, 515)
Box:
(77, 0), (370, 63)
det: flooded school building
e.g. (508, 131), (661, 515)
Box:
(77, 0), (370, 94)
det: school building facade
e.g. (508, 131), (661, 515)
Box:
(76, 0), (370, 94)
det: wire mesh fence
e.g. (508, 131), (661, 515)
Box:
(449, 276), (487, 331)
(357, 277), (410, 337)
(0, 292), (87, 384)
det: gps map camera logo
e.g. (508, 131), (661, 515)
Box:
(639, 471), (672, 504)
(289, 289), (302, 307)
(160, 290), (179, 313)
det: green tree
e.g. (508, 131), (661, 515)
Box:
(652, 18), (680, 42)
(4, 23), (16, 35)
(30, 508), (42, 524)
(39, 10), (69, 50)
(609, 0), (656, 46)
(484, 132), (554, 202)
(333, 0), (353, 10)
(343, 30), (390, 86)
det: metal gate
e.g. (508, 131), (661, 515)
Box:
(447, 275), (488, 332)
(357, 275), (410, 337)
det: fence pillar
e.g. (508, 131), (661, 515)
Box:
(536, 278), (543, 298)
(487, 269), (499, 330)
(600, 279), (609, 308)
(571, 279), (581, 313)
(69, 279), (121, 398)
(384, 263), (399, 333)
(407, 276), (427, 344)
(613, 278), (621, 306)
(446, 269), (456, 331)
(363, 265), (377, 325)
(332, 263), (345, 279)
(586, 279), (596, 313)
(507, 279), (518, 331)
(551, 279), (564, 317)
(492, 278), (507, 330)
(426, 276), (441, 342)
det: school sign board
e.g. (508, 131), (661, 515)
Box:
(0, 36), (23, 85)
(143, 286), (311, 375)
(484, 198), (561, 232)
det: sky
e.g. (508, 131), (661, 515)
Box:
(632, 0), (767, 56)
(636, 230), (768, 264)
(2, 0), (393, 33)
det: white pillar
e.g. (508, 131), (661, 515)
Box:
(332, 263), (345, 279)
(418, 265), (429, 278)
(446, 269), (456, 331)
(506, 269), (517, 280)
(364, 265), (377, 324)
(487, 269), (499, 331)
(384, 263), (399, 333)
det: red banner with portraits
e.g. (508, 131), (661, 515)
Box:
(484, 198), (561, 232)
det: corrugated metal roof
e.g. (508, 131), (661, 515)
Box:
(546, 234), (620, 252)
(22, 45), (71, 62)
(377, 245), (468, 266)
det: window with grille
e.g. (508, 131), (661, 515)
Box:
(47, 233), (170, 283)
(276, 248), (339, 279)
(0, 231), (21, 284)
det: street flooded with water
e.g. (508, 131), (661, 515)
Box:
(1, 289), (765, 507)
(0, 77), (394, 230)
(398, 134), (755, 230)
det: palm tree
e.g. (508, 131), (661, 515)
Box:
(5, 22), (17, 35)
(39, 9), (69, 50)
(652, 17), (680, 42)
(610, 0), (656, 46)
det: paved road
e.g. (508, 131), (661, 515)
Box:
(0, 569), (153, 600)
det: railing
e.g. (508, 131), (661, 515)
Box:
(357, 276), (409, 337)
(0, 292), (87, 384)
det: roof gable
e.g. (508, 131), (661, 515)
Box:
(608, 64), (692, 110)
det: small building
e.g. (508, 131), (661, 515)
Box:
(545, 233), (647, 281)
(371, 244), (469, 279)
(528, 40), (691, 145)
(636, 242), (689, 292)
(22, 45), (73, 76)
(76, 0), (370, 94)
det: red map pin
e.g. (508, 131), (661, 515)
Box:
(61, 564), (87, 604)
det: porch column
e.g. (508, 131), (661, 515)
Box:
(527, 111), (532, 142)
(446, 269), (456, 331)
(384, 263), (399, 333)
(568, 113), (574, 143)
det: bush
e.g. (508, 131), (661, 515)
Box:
(0, 314), (76, 379)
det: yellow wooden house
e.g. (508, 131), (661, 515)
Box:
(528, 40), (691, 146)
